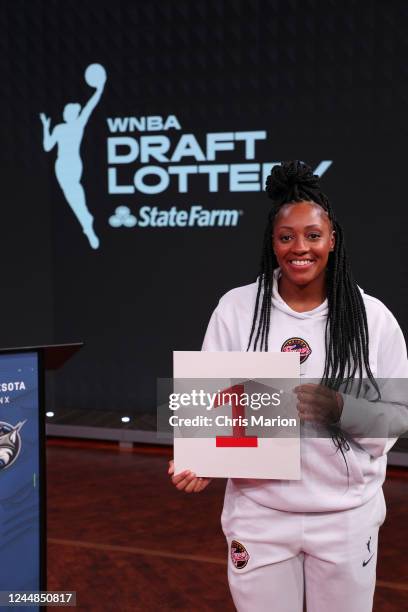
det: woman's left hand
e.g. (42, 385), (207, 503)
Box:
(294, 383), (344, 425)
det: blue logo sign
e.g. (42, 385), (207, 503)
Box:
(109, 206), (137, 228)
(109, 205), (241, 228)
(40, 65), (334, 246)
(40, 63), (106, 249)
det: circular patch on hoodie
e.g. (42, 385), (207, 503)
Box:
(281, 337), (312, 364)
(231, 540), (250, 569)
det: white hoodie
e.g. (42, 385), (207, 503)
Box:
(202, 269), (408, 511)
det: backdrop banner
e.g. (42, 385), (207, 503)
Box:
(0, 1), (407, 432)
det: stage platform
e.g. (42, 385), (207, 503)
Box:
(46, 439), (408, 611)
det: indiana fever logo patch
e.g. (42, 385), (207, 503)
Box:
(281, 337), (312, 364)
(231, 540), (250, 569)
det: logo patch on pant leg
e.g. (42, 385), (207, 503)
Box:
(231, 540), (250, 569)
(362, 536), (375, 567)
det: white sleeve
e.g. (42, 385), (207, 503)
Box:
(340, 314), (408, 458)
(201, 306), (235, 351)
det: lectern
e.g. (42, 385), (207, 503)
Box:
(0, 343), (83, 601)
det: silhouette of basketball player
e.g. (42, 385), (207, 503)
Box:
(40, 64), (107, 249)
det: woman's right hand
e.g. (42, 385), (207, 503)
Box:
(39, 113), (50, 127)
(168, 459), (212, 493)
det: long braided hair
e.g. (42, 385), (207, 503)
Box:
(248, 161), (379, 467)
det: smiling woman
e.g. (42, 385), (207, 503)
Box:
(169, 160), (408, 612)
(272, 201), (335, 311)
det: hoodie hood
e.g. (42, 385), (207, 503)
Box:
(271, 268), (329, 319)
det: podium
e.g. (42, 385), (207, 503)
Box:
(0, 343), (83, 599)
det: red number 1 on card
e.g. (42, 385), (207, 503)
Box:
(213, 383), (258, 448)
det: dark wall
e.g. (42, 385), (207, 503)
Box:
(0, 166), (54, 347)
(0, 0), (407, 416)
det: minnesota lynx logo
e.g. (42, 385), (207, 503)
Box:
(0, 421), (26, 471)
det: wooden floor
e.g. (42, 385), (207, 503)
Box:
(46, 440), (408, 611)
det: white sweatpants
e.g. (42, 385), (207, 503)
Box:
(221, 484), (386, 612)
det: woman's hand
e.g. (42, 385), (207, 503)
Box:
(294, 383), (343, 426)
(168, 460), (212, 493)
(39, 113), (50, 128)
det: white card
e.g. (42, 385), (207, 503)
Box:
(173, 351), (300, 479)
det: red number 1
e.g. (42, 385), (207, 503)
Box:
(213, 384), (258, 448)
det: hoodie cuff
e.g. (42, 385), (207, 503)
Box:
(339, 393), (388, 438)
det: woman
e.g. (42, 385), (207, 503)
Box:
(169, 161), (408, 611)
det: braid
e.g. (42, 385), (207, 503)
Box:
(248, 161), (380, 461)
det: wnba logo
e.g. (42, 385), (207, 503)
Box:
(40, 63), (107, 250)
